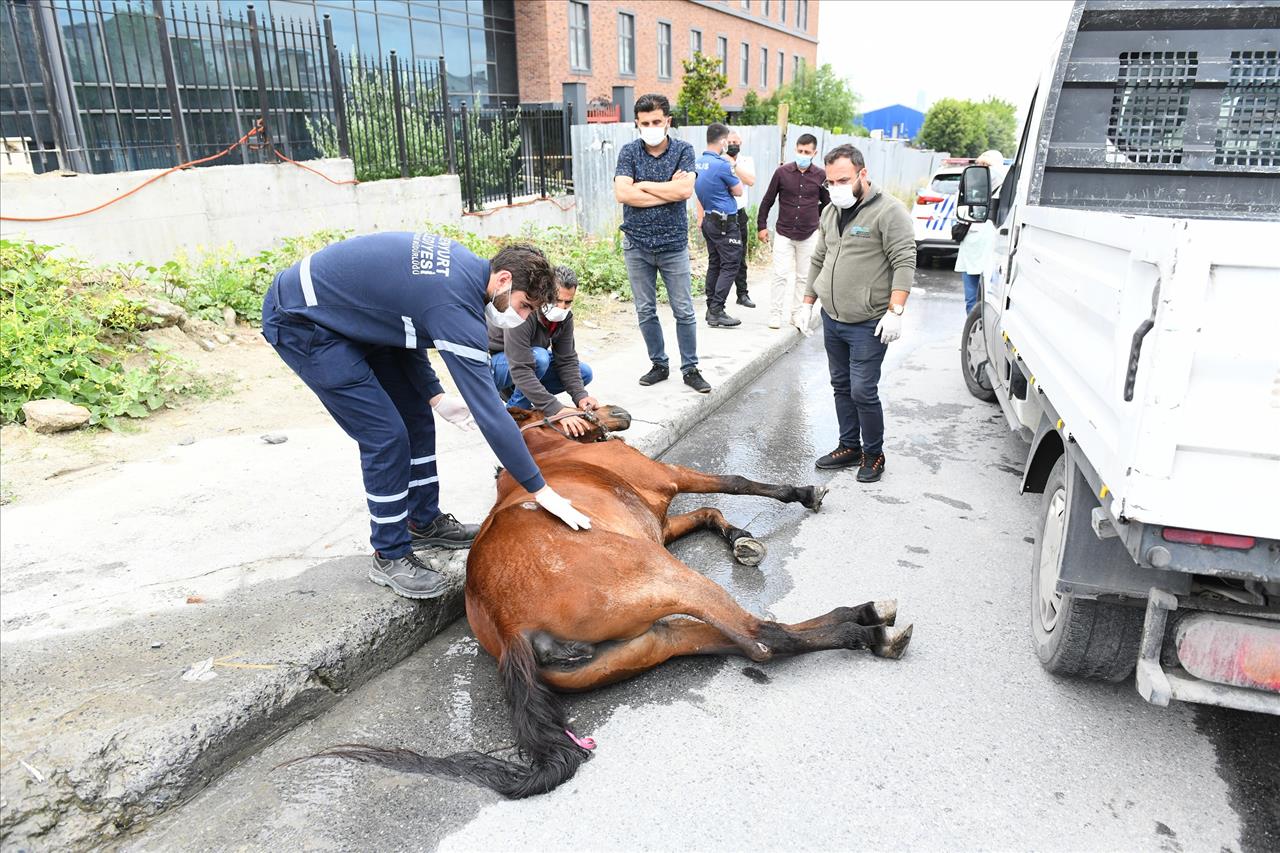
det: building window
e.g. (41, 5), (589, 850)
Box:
(569, 1), (590, 72)
(778, 51), (785, 86)
(763, 0), (772, 16)
(657, 21), (672, 79)
(741, 0), (751, 9)
(781, 0), (787, 23)
(798, 0), (809, 30)
(794, 54), (804, 78)
(761, 46), (769, 88)
(690, 28), (702, 57)
(618, 12), (635, 76)
(717, 36), (728, 76)
(740, 42), (750, 86)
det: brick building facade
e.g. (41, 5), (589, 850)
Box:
(515, 0), (819, 115)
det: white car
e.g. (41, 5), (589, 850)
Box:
(911, 159), (972, 262)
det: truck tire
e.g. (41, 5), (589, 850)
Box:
(1030, 456), (1143, 682)
(961, 305), (997, 402)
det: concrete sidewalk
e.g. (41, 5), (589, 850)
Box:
(0, 290), (801, 849)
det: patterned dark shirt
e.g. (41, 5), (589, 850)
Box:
(614, 136), (697, 253)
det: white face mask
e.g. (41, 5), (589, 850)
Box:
(485, 285), (526, 329)
(639, 125), (667, 147)
(828, 183), (858, 209)
(542, 304), (570, 322)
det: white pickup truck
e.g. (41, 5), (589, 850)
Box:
(957, 0), (1280, 713)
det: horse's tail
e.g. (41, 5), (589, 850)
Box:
(285, 632), (591, 799)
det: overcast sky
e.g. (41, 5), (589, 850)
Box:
(816, 0), (1075, 118)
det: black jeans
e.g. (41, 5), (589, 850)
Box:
(822, 310), (888, 456)
(735, 208), (750, 298)
(701, 213), (743, 311)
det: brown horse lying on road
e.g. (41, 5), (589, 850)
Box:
(301, 405), (912, 797)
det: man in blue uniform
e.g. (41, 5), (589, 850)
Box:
(694, 122), (745, 329)
(262, 234), (591, 600)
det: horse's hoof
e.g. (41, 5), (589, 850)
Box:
(874, 599), (898, 627)
(733, 537), (767, 566)
(806, 486), (829, 512)
(873, 624), (913, 660)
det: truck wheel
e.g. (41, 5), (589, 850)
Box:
(1030, 456), (1143, 682)
(961, 305), (997, 402)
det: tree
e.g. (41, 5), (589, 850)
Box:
(736, 63), (860, 131)
(677, 52), (731, 125)
(974, 97), (1017, 156)
(918, 98), (985, 157)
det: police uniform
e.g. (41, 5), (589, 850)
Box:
(260, 232), (546, 559)
(694, 149), (744, 321)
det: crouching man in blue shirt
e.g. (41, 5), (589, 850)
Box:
(262, 233), (592, 600)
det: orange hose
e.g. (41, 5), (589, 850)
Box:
(0, 121), (359, 222)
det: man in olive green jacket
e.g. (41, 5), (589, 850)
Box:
(796, 143), (915, 483)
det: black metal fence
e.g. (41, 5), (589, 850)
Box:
(0, 0), (571, 208)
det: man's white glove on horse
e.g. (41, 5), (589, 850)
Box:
(431, 394), (476, 431)
(874, 311), (902, 344)
(535, 486), (592, 530)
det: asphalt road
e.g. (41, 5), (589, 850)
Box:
(133, 264), (1279, 853)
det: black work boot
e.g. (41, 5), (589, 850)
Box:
(858, 453), (886, 483)
(705, 307), (742, 328)
(409, 512), (479, 550)
(369, 551), (450, 599)
(736, 293), (756, 308)
(816, 446), (862, 470)
(683, 368), (711, 394)
(639, 363), (670, 386)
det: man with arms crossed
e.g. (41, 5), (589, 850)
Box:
(613, 93), (712, 393)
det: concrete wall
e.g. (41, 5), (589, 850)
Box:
(0, 160), (463, 265)
(571, 122), (949, 238)
(458, 194), (577, 240)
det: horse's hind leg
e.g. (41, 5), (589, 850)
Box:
(664, 507), (766, 566)
(664, 465), (828, 512)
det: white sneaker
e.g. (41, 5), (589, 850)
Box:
(768, 316), (782, 329)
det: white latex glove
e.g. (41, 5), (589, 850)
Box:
(431, 394), (476, 431)
(874, 311), (903, 344)
(794, 301), (818, 337)
(534, 486), (592, 531)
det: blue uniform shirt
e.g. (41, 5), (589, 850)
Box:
(614, 135), (697, 253)
(274, 231), (546, 493)
(694, 150), (741, 216)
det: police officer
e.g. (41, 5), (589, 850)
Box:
(694, 122), (745, 329)
(261, 233), (592, 600)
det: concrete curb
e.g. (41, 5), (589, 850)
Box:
(0, 330), (803, 851)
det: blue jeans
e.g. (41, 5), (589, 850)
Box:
(622, 237), (699, 373)
(962, 273), (981, 315)
(822, 311), (888, 456)
(490, 347), (594, 410)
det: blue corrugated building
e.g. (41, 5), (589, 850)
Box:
(857, 104), (926, 141)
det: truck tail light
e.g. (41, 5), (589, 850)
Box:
(1176, 615), (1280, 693)
(916, 194), (945, 206)
(1161, 527), (1255, 549)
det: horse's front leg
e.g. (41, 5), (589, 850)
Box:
(663, 465), (828, 512)
(664, 507), (768, 566)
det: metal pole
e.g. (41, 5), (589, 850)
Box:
(536, 108), (547, 198)
(152, 0), (190, 164)
(500, 104), (513, 205)
(459, 101), (476, 211)
(389, 50), (409, 179)
(247, 4), (271, 160)
(322, 15), (350, 159)
(438, 56), (456, 173)
(29, 0), (80, 171)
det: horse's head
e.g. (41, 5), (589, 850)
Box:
(509, 405), (632, 443)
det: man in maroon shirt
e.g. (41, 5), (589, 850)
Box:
(756, 133), (830, 330)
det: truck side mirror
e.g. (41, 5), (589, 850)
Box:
(956, 164), (991, 223)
